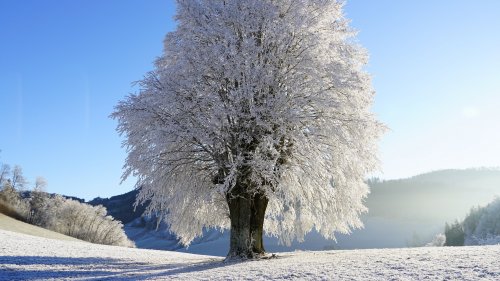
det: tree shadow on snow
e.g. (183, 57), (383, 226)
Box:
(0, 256), (129, 266)
(0, 256), (139, 280)
(0, 255), (233, 280)
(132, 259), (237, 280)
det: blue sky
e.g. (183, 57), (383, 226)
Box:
(1, 0), (499, 200)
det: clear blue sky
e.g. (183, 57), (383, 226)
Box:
(1, 0), (499, 200)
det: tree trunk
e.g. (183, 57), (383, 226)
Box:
(250, 192), (268, 254)
(226, 185), (269, 259)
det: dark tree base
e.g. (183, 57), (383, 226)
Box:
(226, 184), (269, 260)
(224, 252), (277, 262)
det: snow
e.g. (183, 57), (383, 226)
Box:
(2, 229), (500, 280)
(0, 213), (81, 242)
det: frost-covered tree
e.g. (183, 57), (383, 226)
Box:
(0, 176), (29, 220)
(0, 164), (10, 185)
(0, 180), (18, 204)
(113, 0), (383, 258)
(46, 197), (134, 247)
(444, 220), (465, 246)
(28, 181), (49, 225)
(426, 233), (446, 247)
(463, 197), (500, 245)
(11, 165), (27, 190)
(0, 164), (133, 247)
(34, 177), (48, 191)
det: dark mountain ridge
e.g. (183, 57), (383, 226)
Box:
(88, 189), (145, 224)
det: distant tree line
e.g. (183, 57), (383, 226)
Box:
(444, 197), (500, 246)
(0, 161), (134, 247)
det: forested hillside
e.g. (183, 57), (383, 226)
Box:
(88, 190), (146, 224)
(367, 169), (500, 222)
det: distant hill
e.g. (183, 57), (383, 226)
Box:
(89, 168), (500, 255)
(335, 168), (500, 249)
(88, 189), (146, 224)
(367, 168), (500, 222)
(19, 191), (85, 203)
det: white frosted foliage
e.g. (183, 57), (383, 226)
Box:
(113, 0), (384, 246)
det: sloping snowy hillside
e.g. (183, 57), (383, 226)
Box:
(1, 229), (499, 280)
(0, 213), (81, 242)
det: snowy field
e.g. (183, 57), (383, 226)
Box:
(2, 229), (500, 280)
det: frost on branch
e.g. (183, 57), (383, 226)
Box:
(112, 0), (384, 249)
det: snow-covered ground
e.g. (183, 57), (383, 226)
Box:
(1, 229), (500, 280)
(0, 213), (81, 242)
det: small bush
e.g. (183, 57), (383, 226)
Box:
(0, 185), (29, 221)
(426, 233), (446, 247)
(0, 198), (26, 221)
(49, 197), (135, 247)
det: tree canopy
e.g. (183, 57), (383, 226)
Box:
(113, 0), (384, 257)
